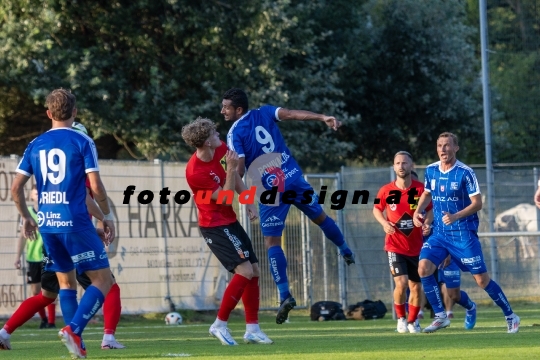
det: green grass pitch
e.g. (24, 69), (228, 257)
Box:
(3, 302), (540, 359)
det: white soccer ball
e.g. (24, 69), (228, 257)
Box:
(165, 312), (183, 325)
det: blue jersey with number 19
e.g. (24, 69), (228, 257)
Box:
(227, 105), (303, 187)
(16, 128), (99, 233)
(424, 160), (480, 233)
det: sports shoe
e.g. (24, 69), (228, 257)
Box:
(101, 339), (126, 349)
(58, 326), (87, 359)
(0, 334), (11, 350)
(464, 303), (476, 330)
(39, 319), (48, 329)
(506, 314), (520, 334)
(243, 331), (274, 344)
(417, 311), (424, 320)
(422, 317), (451, 333)
(209, 325), (238, 346)
(46, 323), (57, 329)
(407, 322), (421, 333)
(342, 252), (356, 266)
(276, 296), (296, 324)
(447, 312), (454, 319)
(396, 317), (407, 333)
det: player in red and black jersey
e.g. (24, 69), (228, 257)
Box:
(183, 117), (272, 346)
(373, 151), (433, 333)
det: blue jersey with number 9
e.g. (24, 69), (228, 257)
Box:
(227, 105), (303, 188)
(16, 128), (99, 233)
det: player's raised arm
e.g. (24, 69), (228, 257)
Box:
(210, 150), (238, 206)
(234, 166), (258, 221)
(277, 108), (341, 130)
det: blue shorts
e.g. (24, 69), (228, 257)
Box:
(438, 259), (461, 289)
(259, 177), (323, 236)
(42, 230), (110, 274)
(420, 230), (487, 275)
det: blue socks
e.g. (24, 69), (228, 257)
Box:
(267, 246), (290, 301)
(69, 285), (105, 336)
(421, 275), (444, 314)
(484, 280), (513, 316)
(456, 290), (474, 310)
(59, 289), (78, 324)
(319, 217), (351, 255)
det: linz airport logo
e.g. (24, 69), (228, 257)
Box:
(121, 152), (422, 210)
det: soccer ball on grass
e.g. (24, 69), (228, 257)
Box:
(165, 312), (183, 325)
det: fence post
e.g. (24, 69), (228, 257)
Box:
(302, 175), (314, 308)
(341, 166), (372, 301)
(534, 168), (540, 285)
(389, 166), (396, 321)
(158, 159), (174, 312)
(336, 171), (347, 308)
(320, 178), (328, 301)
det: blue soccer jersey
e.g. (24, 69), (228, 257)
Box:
(424, 160), (480, 232)
(16, 128), (99, 233)
(227, 105), (303, 188)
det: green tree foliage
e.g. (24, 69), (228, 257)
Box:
(483, 0), (540, 162)
(335, 0), (483, 165)
(0, 0), (354, 166)
(0, 0), (485, 169)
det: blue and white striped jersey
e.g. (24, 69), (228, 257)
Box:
(16, 128), (99, 233)
(227, 105), (303, 187)
(424, 160), (480, 232)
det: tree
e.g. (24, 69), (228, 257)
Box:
(483, 0), (540, 162)
(336, 0), (484, 164)
(0, 0), (354, 166)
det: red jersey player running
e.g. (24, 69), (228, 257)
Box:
(182, 117), (272, 345)
(373, 151), (433, 333)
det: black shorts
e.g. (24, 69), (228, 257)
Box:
(41, 267), (116, 294)
(27, 262), (43, 284)
(199, 221), (258, 273)
(387, 252), (421, 283)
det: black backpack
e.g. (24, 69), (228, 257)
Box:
(347, 300), (387, 320)
(310, 301), (346, 321)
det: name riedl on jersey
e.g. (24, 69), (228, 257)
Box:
(39, 191), (69, 204)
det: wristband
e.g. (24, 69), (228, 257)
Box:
(103, 212), (114, 221)
(538, 179), (540, 187)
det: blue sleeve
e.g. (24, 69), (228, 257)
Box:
(463, 168), (480, 196)
(16, 143), (34, 177)
(423, 168), (432, 193)
(82, 138), (100, 173)
(260, 105), (280, 123)
(227, 125), (245, 157)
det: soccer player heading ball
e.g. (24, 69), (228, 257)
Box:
(223, 88), (355, 324)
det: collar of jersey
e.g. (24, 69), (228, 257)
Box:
(438, 160), (459, 174)
(237, 110), (251, 122)
(48, 127), (76, 132)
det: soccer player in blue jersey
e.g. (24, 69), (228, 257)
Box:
(222, 88), (355, 324)
(10, 89), (116, 358)
(413, 132), (520, 333)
